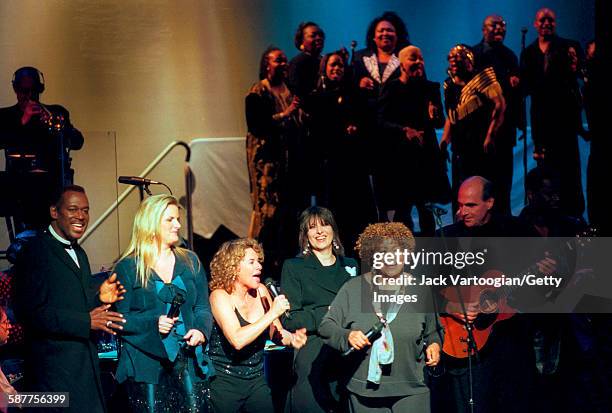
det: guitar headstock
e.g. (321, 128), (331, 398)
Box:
(575, 226), (597, 248)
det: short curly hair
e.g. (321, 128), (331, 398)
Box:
(294, 21), (325, 51)
(209, 238), (264, 293)
(365, 11), (410, 54)
(355, 223), (415, 270)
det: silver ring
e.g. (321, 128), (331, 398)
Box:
(106, 321), (112, 327)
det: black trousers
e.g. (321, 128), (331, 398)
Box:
(209, 373), (273, 413)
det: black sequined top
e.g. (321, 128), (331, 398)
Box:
(208, 309), (267, 379)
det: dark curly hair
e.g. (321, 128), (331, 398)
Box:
(294, 21), (325, 51)
(258, 45), (282, 80)
(355, 222), (415, 272)
(365, 11), (410, 54)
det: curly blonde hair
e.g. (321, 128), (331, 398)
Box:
(355, 222), (415, 270)
(209, 238), (264, 293)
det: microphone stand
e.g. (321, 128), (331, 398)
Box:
(432, 208), (479, 413)
(519, 27), (528, 204)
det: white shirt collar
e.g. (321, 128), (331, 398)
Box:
(48, 224), (72, 246)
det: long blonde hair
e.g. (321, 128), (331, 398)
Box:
(117, 194), (193, 287)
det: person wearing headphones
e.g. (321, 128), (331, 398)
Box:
(0, 66), (84, 232)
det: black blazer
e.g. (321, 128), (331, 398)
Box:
(281, 253), (358, 334)
(15, 231), (105, 413)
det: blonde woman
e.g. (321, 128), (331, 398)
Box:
(114, 195), (212, 412)
(208, 238), (307, 413)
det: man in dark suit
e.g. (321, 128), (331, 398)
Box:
(521, 8), (585, 217)
(472, 15), (522, 215)
(0, 67), (84, 232)
(15, 185), (125, 413)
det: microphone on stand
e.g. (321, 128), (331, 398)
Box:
(342, 320), (384, 356)
(350, 40), (357, 66)
(118, 176), (161, 186)
(264, 278), (291, 319)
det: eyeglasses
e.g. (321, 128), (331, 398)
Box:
(486, 20), (506, 28)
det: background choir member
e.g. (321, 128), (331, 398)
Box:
(351, 11), (410, 221)
(288, 22), (326, 98)
(208, 238), (307, 413)
(305, 51), (375, 248)
(114, 194), (212, 412)
(281, 206), (358, 412)
(472, 15), (522, 215)
(520, 8), (585, 218)
(440, 45), (506, 212)
(245, 46), (304, 277)
(352, 11), (409, 101)
(319, 222), (441, 413)
(378, 45), (450, 235)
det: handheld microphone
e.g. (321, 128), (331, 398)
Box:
(264, 278), (291, 319)
(167, 292), (185, 318)
(118, 176), (161, 186)
(424, 202), (448, 216)
(343, 320), (385, 356)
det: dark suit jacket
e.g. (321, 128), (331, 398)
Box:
(114, 250), (213, 384)
(281, 253), (358, 334)
(15, 231), (105, 413)
(0, 103), (84, 172)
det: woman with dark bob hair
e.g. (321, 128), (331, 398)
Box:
(281, 206), (359, 412)
(288, 21), (326, 97)
(319, 222), (442, 413)
(208, 238), (307, 413)
(246, 46), (304, 276)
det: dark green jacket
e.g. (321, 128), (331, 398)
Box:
(114, 250), (213, 384)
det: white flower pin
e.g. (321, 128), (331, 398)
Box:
(345, 266), (357, 277)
